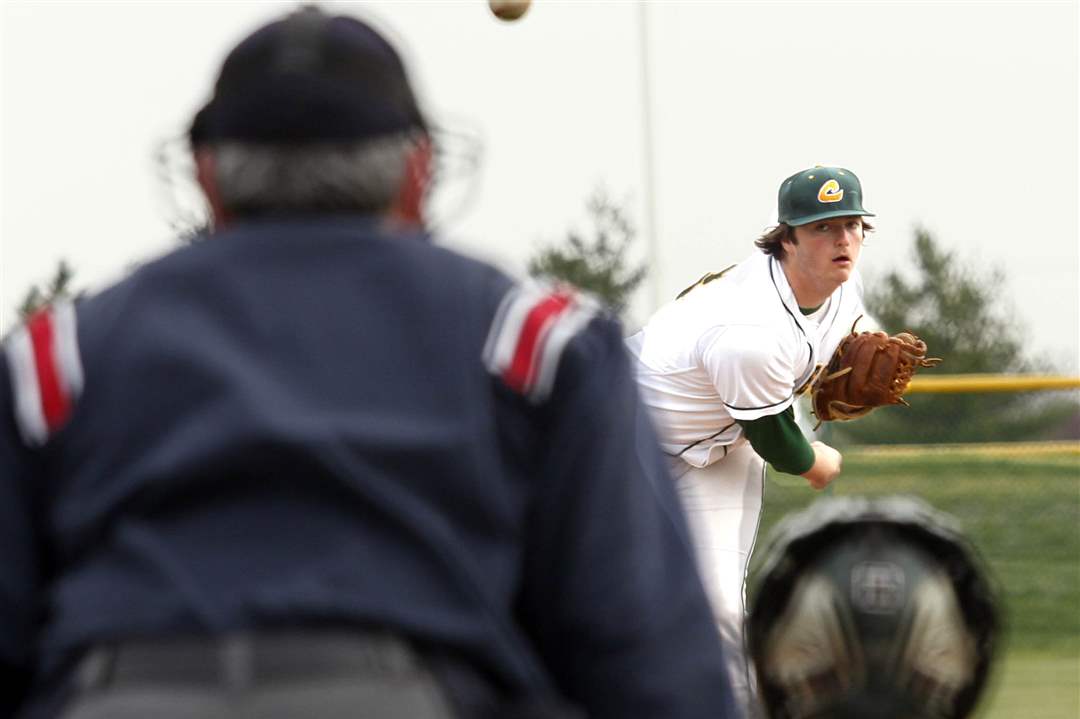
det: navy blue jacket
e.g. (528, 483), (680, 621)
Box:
(0, 216), (733, 717)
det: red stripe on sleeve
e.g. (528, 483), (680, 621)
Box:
(27, 310), (71, 431)
(503, 292), (572, 393)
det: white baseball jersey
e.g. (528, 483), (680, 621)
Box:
(627, 251), (866, 468)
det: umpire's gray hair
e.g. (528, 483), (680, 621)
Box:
(211, 134), (414, 217)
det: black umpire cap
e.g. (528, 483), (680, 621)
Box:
(190, 5), (427, 145)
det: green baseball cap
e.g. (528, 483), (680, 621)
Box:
(777, 166), (875, 226)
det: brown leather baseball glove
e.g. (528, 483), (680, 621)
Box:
(811, 321), (941, 426)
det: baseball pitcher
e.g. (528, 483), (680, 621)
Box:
(627, 166), (937, 717)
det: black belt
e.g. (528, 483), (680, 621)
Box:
(75, 630), (426, 690)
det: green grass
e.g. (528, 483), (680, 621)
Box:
(748, 450), (1080, 716)
(976, 650), (1079, 718)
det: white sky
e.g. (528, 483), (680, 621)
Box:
(2, 0), (1078, 371)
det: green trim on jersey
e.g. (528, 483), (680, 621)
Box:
(737, 407), (815, 475)
(676, 264), (737, 300)
(799, 304), (823, 316)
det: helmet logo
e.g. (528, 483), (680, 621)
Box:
(818, 179), (844, 204)
(851, 561), (906, 614)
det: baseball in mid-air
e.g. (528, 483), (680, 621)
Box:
(489, 0), (531, 22)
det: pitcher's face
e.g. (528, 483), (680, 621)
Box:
(784, 216), (865, 293)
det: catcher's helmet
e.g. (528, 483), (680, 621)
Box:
(747, 496), (998, 719)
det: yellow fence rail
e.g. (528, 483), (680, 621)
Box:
(850, 440), (1080, 458)
(907, 374), (1080, 393)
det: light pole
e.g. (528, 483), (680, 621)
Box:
(637, 1), (661, 313)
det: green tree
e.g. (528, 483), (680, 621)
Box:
(832, 228), (1075, 444)
(154, 135), (212, 244)
(18, 259), (79, 319)
(527, 189), (647, 318)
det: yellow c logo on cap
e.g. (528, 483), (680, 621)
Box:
(818, 179), (844, 203)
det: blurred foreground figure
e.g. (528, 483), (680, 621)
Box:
(0, 6), (734, 718)
(747, 496), (999, 719)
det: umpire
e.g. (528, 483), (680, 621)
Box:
(0, 6), (734, 719)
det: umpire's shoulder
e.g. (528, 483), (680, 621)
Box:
(482, 280), (622, 404)
(2, 299), (84, 448)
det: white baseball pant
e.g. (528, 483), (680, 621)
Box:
(671, 442), (765, 718)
